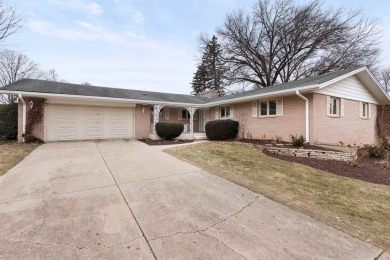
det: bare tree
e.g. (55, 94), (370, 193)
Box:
(216, 0), (381, 89)
(45, 69), (59, 82)
(379, 67), (390, 93)
(0, 50), (45, 104)
(0, 0), (24, 45)
(81, 81), (92, 86)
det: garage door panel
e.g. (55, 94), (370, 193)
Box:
(84, 108), (105, 139)
(46, 105), (134, 141)
(55, 132), (77, 140)
(111, 109), (131, 138)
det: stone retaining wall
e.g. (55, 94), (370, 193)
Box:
(261, 145), (355, 161)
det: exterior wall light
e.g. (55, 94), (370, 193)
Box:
(29, 100), (34, 109)
(142, 106), (145, 114)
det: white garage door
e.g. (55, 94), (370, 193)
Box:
(46, 104), (134, 141)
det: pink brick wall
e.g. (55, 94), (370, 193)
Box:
(135, 104), (151, 139)
(209, 95), (307, 142)
(311, 93), (377, 145)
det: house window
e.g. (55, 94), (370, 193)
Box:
(181, 109), (190, 119)
(259, 100), (277, 116)
(361, 102), (369, 118)
(220, 106), (231, 118)
(159, 108), (165, 119)
(329, 97), (340, 116)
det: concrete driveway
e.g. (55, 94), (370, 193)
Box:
(0, 140), (386, 259)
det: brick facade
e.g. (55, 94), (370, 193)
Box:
(311, 93), (377, 145)
(134, 104), (151, 139)
(210, 95), (306, 142)
(207, 93), (378, 145)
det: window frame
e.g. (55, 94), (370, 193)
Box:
(329, 97), (341, 117)
(181, 109), (190, 120)
(220, 106), (232, 119)
(361, 102), (369, 119)
(258, 99), (278, 117)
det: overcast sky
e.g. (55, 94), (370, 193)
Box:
(8, 0), (390, 94)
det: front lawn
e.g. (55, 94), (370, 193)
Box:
(166, 142), (390, 251)
(0, 142), (40, 176)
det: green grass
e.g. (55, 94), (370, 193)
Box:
(0, 142), (40, 176)
(166, 141), (390, 251)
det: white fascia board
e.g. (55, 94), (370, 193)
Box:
(363, 68), (390, 102)
(0, 90), (204, 108)
(203, 85), (320, 107)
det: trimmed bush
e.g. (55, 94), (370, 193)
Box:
(0, 103), (18, 140)
(205, 119), (239, 140)
(155, 122), (184, 140)
(290, 134), (305, 147)
(368, 144), (386, 159)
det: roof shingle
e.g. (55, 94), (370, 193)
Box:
(0, 67), (362, 104)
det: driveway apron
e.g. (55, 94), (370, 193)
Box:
(0, 140), (384, 259)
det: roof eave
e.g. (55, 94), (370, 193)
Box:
(202, 85), (320, 107)
(0, 90), (205, 107)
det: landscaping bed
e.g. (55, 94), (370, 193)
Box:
(266, 152), (390, 186)
(238, 139), (338, 151)
(138, 139), (194, 146)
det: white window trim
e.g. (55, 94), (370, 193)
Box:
(359, 102), (370, 119)
(327, 96), (342, 117)
(258, 99), (282, 117)
(220, 105), (233, 119)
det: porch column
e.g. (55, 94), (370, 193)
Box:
(153, 104), (164, 134)
(185, 107), (197, 134)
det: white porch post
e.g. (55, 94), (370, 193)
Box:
(153, 104), (164, 134)
(185, 107), (197, 134)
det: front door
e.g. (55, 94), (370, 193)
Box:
(199, 109), (209, 132)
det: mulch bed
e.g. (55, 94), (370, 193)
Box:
(138, 139), (194, 146)
(238, 139), (337, 151)
(265, 152), (390, 186)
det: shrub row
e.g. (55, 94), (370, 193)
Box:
(0, 103), (18, 140)
(155, 122), (184, 139)
(205, 119), (239, 140)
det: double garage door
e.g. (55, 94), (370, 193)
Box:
(46, 104), (134, 141)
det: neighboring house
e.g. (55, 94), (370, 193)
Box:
(0, 66), (388, 146)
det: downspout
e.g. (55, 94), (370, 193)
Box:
(18, 94), (26, 142)
(295, 90), (309, 144)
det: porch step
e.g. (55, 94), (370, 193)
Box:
(193, 133), (207, 140)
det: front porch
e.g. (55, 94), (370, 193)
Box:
(149, 104), (209, 140)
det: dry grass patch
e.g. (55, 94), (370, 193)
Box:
(0, 142), (40, 176)
(166, 141), (390, 251)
